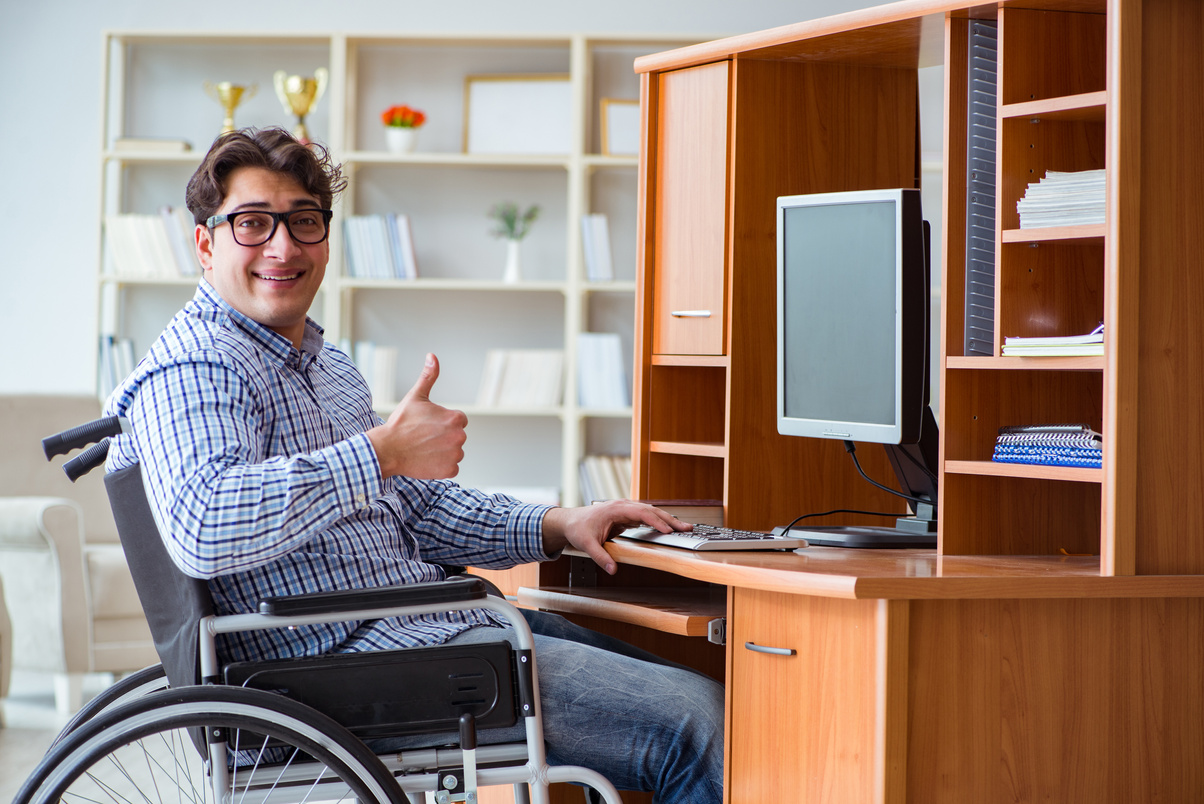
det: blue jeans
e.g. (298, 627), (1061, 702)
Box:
(371, 610), (724, 803)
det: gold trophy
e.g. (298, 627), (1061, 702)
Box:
(203, 81), (257, 134)
(274, 68), (329, 144)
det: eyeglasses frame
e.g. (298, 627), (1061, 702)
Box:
(206, 208), (334, 246)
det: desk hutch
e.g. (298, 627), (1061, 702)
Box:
(511, 0), (1204, 801)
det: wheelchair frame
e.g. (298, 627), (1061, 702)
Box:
(18, 417), (624, 804)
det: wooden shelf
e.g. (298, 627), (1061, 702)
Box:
(341, 278), (567, 293)
(649, 354), (728, 368)
(945, 459), (1102, 483)
(343, 151), (572, 170)
(649, 440), (726, 458)
(1002, 225), (1106, 244)
(1001, 90), (1107, 121)
(946, 355), (1105, 371)
(516, 585), (725, 638)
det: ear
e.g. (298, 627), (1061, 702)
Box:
(195, 223), (215, 271)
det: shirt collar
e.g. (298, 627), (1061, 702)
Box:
(195, 279), (325, 369)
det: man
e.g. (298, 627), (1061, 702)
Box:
(104, 127), (723, 802)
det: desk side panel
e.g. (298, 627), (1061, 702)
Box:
(907, 596), (1204, 802)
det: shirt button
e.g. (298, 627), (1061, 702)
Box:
(356, 493), (367, 507)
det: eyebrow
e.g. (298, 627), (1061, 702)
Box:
(227, 198), (323, 213)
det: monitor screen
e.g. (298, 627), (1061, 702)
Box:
(776, 188), (928, 445)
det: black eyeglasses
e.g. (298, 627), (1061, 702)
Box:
(207, 208), (334, 246)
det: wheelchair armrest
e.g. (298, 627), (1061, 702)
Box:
(258, 576), (488, 617)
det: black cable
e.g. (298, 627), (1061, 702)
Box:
(843, 440), (929, 506)
(778, 507), (904, 537)
(897, 439), (939, 483)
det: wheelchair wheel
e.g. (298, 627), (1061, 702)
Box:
(52, 663), (170, 746)
(17, 685), (407, 804)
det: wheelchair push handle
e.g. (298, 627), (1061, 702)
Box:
(43, 415), (128, 459)
(63, 440), (111, 482)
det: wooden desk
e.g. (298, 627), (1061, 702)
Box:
(521, 541), (1204, 803)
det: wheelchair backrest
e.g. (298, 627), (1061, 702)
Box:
(105, 462), (213, 690)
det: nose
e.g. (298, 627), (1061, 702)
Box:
(262, 218), (302, 257)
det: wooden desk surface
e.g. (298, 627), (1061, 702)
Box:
(595, 539), (1204, 600)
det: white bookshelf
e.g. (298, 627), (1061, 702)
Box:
(97, 30), (695, 505)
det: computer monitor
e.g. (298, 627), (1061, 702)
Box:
(775, 187), (939, 548)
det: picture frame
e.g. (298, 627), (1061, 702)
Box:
(599, 98), (640, 157)
(463, 74), (572, 155)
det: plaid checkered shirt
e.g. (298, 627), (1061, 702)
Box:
(105, 280), (553, 662)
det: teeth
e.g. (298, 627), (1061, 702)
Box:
(258, 274), (301, 281)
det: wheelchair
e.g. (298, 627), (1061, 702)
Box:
(16, 417), (623, 804)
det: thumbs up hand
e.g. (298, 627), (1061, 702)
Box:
(366, 354), (468, 480)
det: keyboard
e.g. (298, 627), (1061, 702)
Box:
(618, 523), (808, 551)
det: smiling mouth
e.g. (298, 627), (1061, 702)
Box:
(254, 271), (303, 282)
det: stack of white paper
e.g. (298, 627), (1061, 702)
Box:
(1016, 169), (1106, 229)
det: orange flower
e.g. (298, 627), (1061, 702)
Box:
(381, 105), (426, 128)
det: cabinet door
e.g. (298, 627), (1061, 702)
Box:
(651, 61), (729, 356)
(727, 588), (904, 802)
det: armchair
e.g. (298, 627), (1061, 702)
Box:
(0, 395), (156, 713)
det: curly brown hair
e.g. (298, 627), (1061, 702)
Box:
(185, 127), (347, 225)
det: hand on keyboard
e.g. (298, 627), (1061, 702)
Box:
(619, 523), (808, 551)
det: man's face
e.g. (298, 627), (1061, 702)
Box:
(196, 166), (328, 347)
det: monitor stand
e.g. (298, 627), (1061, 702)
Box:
(778, 519), (936, 549)
(773, 411), (940, 549)
(772, 502), (937, 548)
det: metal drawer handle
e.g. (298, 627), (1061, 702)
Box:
(670, 310), (712, 318)
(744, 641), (796, 656)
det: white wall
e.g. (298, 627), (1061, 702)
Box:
(0, 0), (934, 395)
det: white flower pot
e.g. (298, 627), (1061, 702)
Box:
(385, 127), (417, 154)
(503, 239), (522, 283)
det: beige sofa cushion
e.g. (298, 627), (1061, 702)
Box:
(86, 544), (144, 619)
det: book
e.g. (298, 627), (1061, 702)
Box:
(992, 423), (1103, 467)
(386, 213), (418, 279)
(577, 332), (628, 408)
(370, 346), (399, 405)
(579, 454), (633, 502)
(581, 213), (614, 281)
(159, 206), (201, 276)
(476, 349), (564, 408)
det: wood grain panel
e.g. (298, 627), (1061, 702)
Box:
(1132, 0), (1204, 575)
(999, 7), (1107, 104)
(645, 452), (724, 501)
(999, 116), (1106, 231)
(908, 597), (1204, 803)
(723, 57), (921, 532)
(631, 72), (657, 503)
(647, 365), (727, 444)
(728, 589), (905, 803)
(940, 15), (969, 360)
(940, 472), (1100, 555)
(998, 240), (1105, 340)
(651, 61), (729, 356)
(1100, 0), (1143, 577)
(941, 366), (1102, 461)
